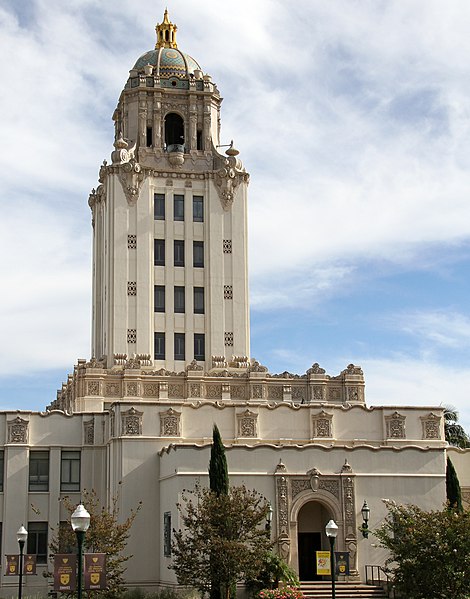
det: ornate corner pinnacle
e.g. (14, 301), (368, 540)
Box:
(214, 155), (249, 210)
(117, 159), (146, 205)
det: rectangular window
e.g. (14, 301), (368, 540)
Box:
(29, 451), (49, 491)
(164, 512), (172, 557)
(146, 126), (153, 147)
(0, 450), (4, 492)
(194, 333), (205, 361)
(174, 333), (185, 361)
(154, 193), (165, 220)
(193, 196), (204, 222)
(193, 241), (204, 267)
(60, 451), (80, 492)
(154, 285), (165, 312)
(194, 287), (204, 314)
(155, 332), (165, 360)
(174, 240), (185, 267)
(154, 239), (165, 266)
(27, 522), (48, 564)
(174, 286), (185, 313)
(174, 194), (184, 221)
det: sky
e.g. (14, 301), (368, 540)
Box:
(1, 1), (470, 431)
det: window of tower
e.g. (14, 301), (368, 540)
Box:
(174, 333), (185, 361)
(146, 126), (153, 147)
(197, 130), (203, 150)
(193, 241), (204, 267)
(165, 113), (185, 152)
(155, 332), (165, 360)
(174, 240), (185, 266)
(194, 334), (205, 361)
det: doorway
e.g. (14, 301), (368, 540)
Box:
(297, 500), (331, 581)
(298, 532), (321, 580)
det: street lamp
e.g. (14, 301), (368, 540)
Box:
(71, 504), (91, 599)
(16, 525), (28, 599)
(325, 519), (338, 599)
(360, 501), (370, 538)
(266, 503), (273, 531)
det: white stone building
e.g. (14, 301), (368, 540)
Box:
(0, 11), (466, 596)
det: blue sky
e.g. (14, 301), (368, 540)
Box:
(1, 1), (470, 431)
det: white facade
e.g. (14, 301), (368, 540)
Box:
(1, 10), (467, 597)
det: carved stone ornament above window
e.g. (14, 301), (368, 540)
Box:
(121, 407), (143, 436)
(237, 409), (258, 437)
(385, 411), (406, 439)
(8, 416), (29, 443)
(159, 408), (181, 437)
(312, 410), (333, 438)
(84, 420), (95, 445)
(420, 412), (441, 440)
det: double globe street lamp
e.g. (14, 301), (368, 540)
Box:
(71, 504), (91, 599)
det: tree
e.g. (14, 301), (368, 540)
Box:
(209, 424), (229, 496)
(443, 405), (470, 448)
(245, 551), (299, 596)
(49, 489), (141, 599)
(171, 484), (272, 599)
(375, 500), (470, 599)
(446, 456), (463, 512)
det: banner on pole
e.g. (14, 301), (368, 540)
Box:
(335, 552), (350, 576)
(24, 555), (37, 575)
(5, 555), (18, 576)
(316, 551), (331, 575)
(84, 553), (107, 590)
(53, 554), (77, 592)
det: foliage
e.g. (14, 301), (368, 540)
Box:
(123, 589), (199, 599)
(209, 424), (229, 497)
(258, 588), (303, 599)
(446, 457), (463, 512)
(171, 484), (272, 599)
(375, 500), (470, 599)
(443, 405), (470, 448)
(246, 552), (299, 595)
(49, 489), (141, 599)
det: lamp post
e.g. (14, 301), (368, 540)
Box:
(325, 519), (338, 599)
(71, 504), (91, 599)
(266, 503), (273, 531)
(360, 501), (370, 538)
(16, 525), (28, 599)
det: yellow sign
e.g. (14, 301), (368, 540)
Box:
(316, 551), (331, 575)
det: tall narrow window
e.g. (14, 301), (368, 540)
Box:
(196, 130), (203, 150)
(155, 332), (165, 360)
(193, 196), (203, 222)
(27, 523), (48, 563)
(194, 333), (205, 361)
(29, 451), (49, 491)
(0, 450), (4, 492)
(61, 451), (80, 492)
(174, 333), (185, 361)
(146, 126), (153, 147)
(154, 193), (165, 220)
(174, 195), (184, 221)
(174, 240), (185, 266)
(174, 286), (185, 313)
(155, 285), (165, 312)
(155, 239), (165, 266)
(193, 241), (204, 267)
(194, 287), (204, 314)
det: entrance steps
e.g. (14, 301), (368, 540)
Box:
(299, 581), (388, 599)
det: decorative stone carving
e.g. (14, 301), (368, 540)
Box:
(87, 381), (101, 396)
(312, 410), (333, 438)
(231, 385), (246, 400)
(342, 364), (363, 376)
(386, 411), (406, 439)
(206, 384), (222, 399)
(421, 412), (441, 439)
(127, 282), (137, 296)
(127, 234), (137, 249)
(186, 359), (203, 372)
(230, 356), (249, 368)
(320, 479), (340, 498)
(268, 386), (283, 400)
(121, 407), (143, 436)
(307, 363), (326, 375)
(224, 332), (234, 347)
(126, 382), (138, 397)
(214, 153), (249, 210)
(189, 383), (201, 397)
(223, 239), (232, 253)
(292, 387), (306, 403)
(310, 385), (325, 402)
(114, 353), (127, 365)
(110, 412), (115, 437)
(127, 329), (137, 344)
(275, 461), (290, 561)
(237, 409), (257, 437)
(249, 359), (268, 373)
(251, 384), (264, 399)
(291, 479), (310, 498)
(84, 420), (94, 445)
(224, 285), (233, 299)
(142, 383), (159, 398)
(169, 384), (184, 398)
(160, 408), (181, 437)
(347, 386), (362, 402)
(8, 416), (28, 443)
(105, 382), (121, 397)
(212, 356), (227, 369)
(342, 474), (358, 575)
(117, 159), (146, 205)
(328, 387), (341, 402)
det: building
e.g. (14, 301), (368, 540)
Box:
(0, 11), (463, 596)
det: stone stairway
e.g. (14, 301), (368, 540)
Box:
(300, 580), (389, 599)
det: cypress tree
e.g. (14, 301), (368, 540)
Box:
(446, 456), (463, 512)
(209, 424), (229, 496)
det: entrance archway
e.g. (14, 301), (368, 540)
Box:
(297, 501), (332, 581)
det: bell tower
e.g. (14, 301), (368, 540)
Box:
(88, 11), (250, 371)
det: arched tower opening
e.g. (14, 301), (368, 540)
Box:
(297, 500), (333, 581)
(165, 113), (185, 152)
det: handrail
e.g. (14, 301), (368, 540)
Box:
(365, 564), (389, 585)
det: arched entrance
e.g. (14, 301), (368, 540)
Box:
(297, 501), (332, 581)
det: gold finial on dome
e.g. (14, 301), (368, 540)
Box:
(155, 9), (178, 49)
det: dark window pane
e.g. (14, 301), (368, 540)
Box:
(174, 286), (185, 313)
(0, 451), (4, 492)
(29, 451), (49, 491)
(194, 287), (204, 314)
(27, 523), (48, 563)
(61, 451), (80, 492)
(174, 240), (185, 266)
(154, 239), (165, 266)
(193, 196), (203, 222)
(147, 126), (153, 147)
(154, 193), (165, 220)
(155, 332), (165, 360)
(194, 333), (205, 361)
(174, 194), (184, 221)
(193, 241), (204, 267)
(155, 285), (165, 312)
(174, 333), (185, 361)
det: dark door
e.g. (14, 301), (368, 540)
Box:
(298, 532), (322, 581)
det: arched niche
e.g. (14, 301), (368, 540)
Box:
(165, 112), (185, 152)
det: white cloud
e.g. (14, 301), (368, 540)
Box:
(393, 310), (470, 349)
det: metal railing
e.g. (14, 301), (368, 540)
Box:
(365, 564), (389, 585)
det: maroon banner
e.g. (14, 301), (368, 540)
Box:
(5, 555), (18, 576)
(53, 554), (77, 592)
(24, 554), (37, 575)
(84, 553), (106, 590)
